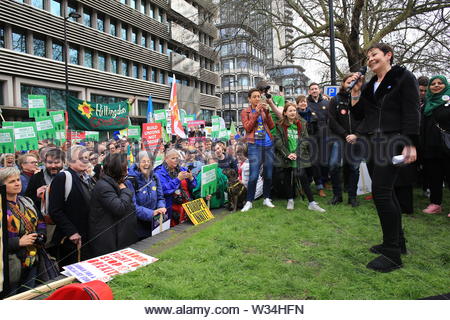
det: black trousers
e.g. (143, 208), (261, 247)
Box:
(423, 158), (450, 205)
(394, 186), (414, 214)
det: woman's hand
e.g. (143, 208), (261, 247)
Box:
(177, 171), (187, 180)
(346, 134), (358, 144)
(119, 183), (127, 189)
(402, 145), (417, 164)
(19, 233), (38, 247)
(287, 153), (297, 160)
(205, 195), (212, 201)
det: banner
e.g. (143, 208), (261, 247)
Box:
(0, 129), (14, 153)
(152, 212), (170, 236)
(35, 116), (56, 141)
(13, 122), (38, 151)
(85, 131), (100, 141)
(154, 109), (167, 126)
(67, 130), (86, 143)
(61, 248), (158, 283)
(182, 198), (214, 225)
(142, 123), (162, 149)
(67, 96), (129, 131)
(28, 95), (47, 118)
(200, 163), (218, 198)
(49, 111), (65, 131)
(127, 125), (141, 141)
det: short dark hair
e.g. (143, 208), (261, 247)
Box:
(308, 82), (320, 89)
(417, 76), (429, 87)
(248, 88), (260, 98)
(103, 153), (128, 183)
(295, 95), (307, 104)
(45, 148), (65, 163)
(367, 43), (394, 65)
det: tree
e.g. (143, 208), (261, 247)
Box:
(245, 0), (450, 78)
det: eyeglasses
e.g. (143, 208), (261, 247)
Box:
(25, 161), (38, 165)
(89, 157), (98, 161)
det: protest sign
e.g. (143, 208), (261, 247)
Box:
(67, 96), (129, 131)
(211, 116), (220, 138)
(50, 111), (65, 131)
(184, 114), (195, 124)
(187, 120), (205, 129)
(35, 116), (56, 141)
(153, 155), (164, 168)
(55, 131), (66, 146)
(62, 248), (158, 283)
(13, 122), (38, 151)
(28, 95), (47, 118)
(1, 121), (15, 129)
(67, 130), (86, 143)
(152, 212), (170, 236)
(85, 131), (100, 141)
(127, 125), (141, 141)
(142, 123), (162, 149)
(0, 129), (15, 153)
(200, 163), (218, 198)
(182, 198), (215, 225)
(153, 109), (166, 126)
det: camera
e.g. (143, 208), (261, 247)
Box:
(256, 81), (272, 100)
(35, 233), (47, 246)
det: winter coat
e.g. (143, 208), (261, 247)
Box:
(89, 175), (137, 257)
(352, 65), (420, 144)
(421, 102), (450, 159)
(307, 95), (329, 136)
(192, 166), (228, 209)
(328, 92), (363, 138)
(274, 119), (311, 169)
(125, 164), (166, 239)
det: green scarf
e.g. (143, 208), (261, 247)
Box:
(424, 75), (450, 116)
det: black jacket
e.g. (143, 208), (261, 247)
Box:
(352, 65), (420, 144)
(24, 170), (46, 211)
(307, 94), (329, 136)
(328, 92), (363, 138)
(48, 168), (94, 243)
(88, 175), (137, 257)
(421, 102), (450, 159)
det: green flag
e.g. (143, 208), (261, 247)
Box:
(201, 163), (218, 198)
(0, 129), (15, 153)
(28, 95), (47, 118)
(13, 122), (39, 151)
(35, 116), (56, 141)
(67, 96), (129, 131)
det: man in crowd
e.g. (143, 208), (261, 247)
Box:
(49, 145), (95, 266)
(17, 153), (40, 195)
(417, 76), (429, 111)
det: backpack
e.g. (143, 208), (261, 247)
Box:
(41, 170), (72, 224)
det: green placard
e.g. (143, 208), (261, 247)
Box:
(28, 95), (47, 118)
(85, 131), (100, 141)
(13, 122), (39, 151)
(0, 129), (15, 153)
(153, 155), (164, 168)
(35, 116), (56, 141)
(211, 116), (220, 138)
(55, 130), (66, 146)
(154, 110), (167, 126)
(1, 121), (15, 129)
(127, 125), (141, 141)
(50, 110), (65, 131)
(201, 163), (218, 198)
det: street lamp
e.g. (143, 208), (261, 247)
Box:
(64, 11), (81, 107)
(227, 77), (235, 128)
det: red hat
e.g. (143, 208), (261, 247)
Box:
(46, 280), (113, 300)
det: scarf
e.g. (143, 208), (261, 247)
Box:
(424, 75), (450, 116)
(163, 161), (180, 179)
(298, 107), (312, 123)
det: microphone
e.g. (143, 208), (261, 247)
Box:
(346, 66), (367, 92)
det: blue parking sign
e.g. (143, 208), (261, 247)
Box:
(324, 86), (340, 97)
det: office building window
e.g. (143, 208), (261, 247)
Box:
(50, 0), (62, 16)
(21, 84), (77, 110)
(131, 29), (137, 44)
(98, 53), (106, 71)
(150, 37), (155, 50)
(159, 41), (164, 53)
(132, 63), (138, 79)
(84, 49), (93, 68)
(142, 66), (148, 81)
(141, 0), (147, 14)
(111, 56), (118, 74)
(119, 0), (126, 4)
(159, 71), (165, 84)
(12, 29), (27, 53)
(149, 5), (155, 19)
(0, 26), (4, 48)
(97, 14), (105, 32)
(52, 42), (63, 61)
(121, 25), (127, 41)
(122, 60), (129, 76)
(31, 0), (44, 9)
(33, 36), (46, 57)
(68, 1), (78, 21)
(69, 47), (79, 64)
(91, 94), (123, 104)
(110, 21), (117, 36)
(151, 69), (156, 82)
(141, 33), (147, 47)
(131, 0), (137, 9)
(83, 9), (92, 27)
(158, 11), (164, 23)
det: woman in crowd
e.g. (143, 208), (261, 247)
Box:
(274, 103), (326, 212)
(89, 153), (137, 257)
(327, 74), (363, 207)
(125, 151), (166, 240)
(420, 75), (450, 216)
(192, 157), (228, 209)
(350, 43), (419, 272)
(213, 142), (238, 172)
(0, 153), (16, 168)
(240, 88), (276, 212)
(154, 149), (197, 226)
(0, 167), (47, 294)
(17, 153), (40, 195)
(236, 144), (263, 200)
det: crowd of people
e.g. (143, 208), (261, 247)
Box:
(1, 43), (449, 295)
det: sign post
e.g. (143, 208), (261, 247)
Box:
(323, 85), (340, 98)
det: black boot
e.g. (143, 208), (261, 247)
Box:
(328, 195), (343, 205)
(348, 198), (360, 207)
(367, 247), (403, 273)
(370, 239), (407, 255)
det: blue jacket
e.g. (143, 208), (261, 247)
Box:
(153, 163), (197, 216)
(125, 164), (166, 239)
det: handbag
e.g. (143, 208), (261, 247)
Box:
(436, 123), (450, 153)
(37, 248), (60, 283)
(8, 254), (22, 289)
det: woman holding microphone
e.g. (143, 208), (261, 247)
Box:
(350, 43), (419, 272)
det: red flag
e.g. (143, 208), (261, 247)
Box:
(169, 75), (186, 139)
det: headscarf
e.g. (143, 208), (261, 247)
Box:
(424, 75), (450, 116)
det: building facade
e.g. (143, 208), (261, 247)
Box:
(0, 0), (220, 125)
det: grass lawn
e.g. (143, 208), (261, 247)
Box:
(110, 189), (449, 300)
